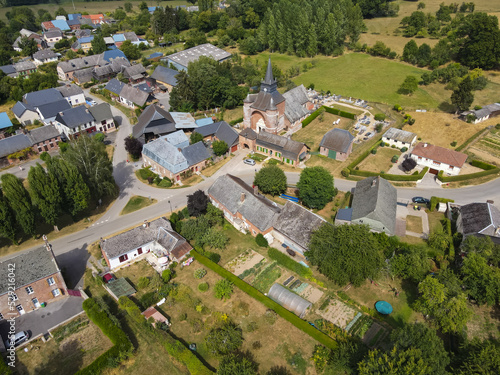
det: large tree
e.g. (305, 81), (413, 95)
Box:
(451, 76), (474, 112)
(461, 252), (500, 305)
(124, 136), (143, 159)
(1, 174), (36, 237)
(398, 75), (419, 95)
(205, 322), (242, 356)
(297, 166), (335, 209)
(212, 140), (228, 156)
(187, 189), (209, 217)
(390, 243), (430, 282)
(0, 189), (17, 243)
(358, 347), (430, 375)
(455, 338), (500, 374)
(218, 354), (259, 375)
(91, 34), (107, 54)
(307, 223), (383, 286)
(253, 164), (287, 196)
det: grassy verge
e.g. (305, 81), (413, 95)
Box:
(120, 195), (157, 215)
(406, 215), (423, 234)
(201, 156), (233, 177)
(91, 92), (138, 124)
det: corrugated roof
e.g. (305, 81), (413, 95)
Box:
(412, 142), (467, 168)
(0, 112), (13, 130)
(170, 112), (196, 129)
(195, 117), (214, 127)
(167, 43), (231, 68)
(382, 127), (417, 144)
(320, 128), (354, 153)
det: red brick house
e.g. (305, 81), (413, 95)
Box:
(27, 125), (63, 153)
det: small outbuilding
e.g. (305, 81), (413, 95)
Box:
(382, 128), (417, 149)
(268, 283), (312, 318)
(319, 128), (355, 161)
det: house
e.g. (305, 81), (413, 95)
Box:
(68, 14), (82, 21)
(166, 43), (231, 71)
(142, 138), (210, 182)
(123, 32), (139, 42)
(72, 36), (94, 52)
(150, 65), (178, 92)
(350, 176), (397, 235)
(282, 84), (313, 132)
(57, 54), (100, 80)
(13, 30), (46, 52)
(75, 29), (91, 39)
(13, 61), (37, 77)
(410, 142), (468, 176)
(27, 124), (63, 153)
(104, 78), (125, 97)
(67, 18), (81, 31)
(92, 57), (130, 82)
(142, 306), (169, 328)
(456, 203), (500, 244)
(53, 105), (96, 138)
(0, 134), (32, 165)
(24, 88), (64, 108)
(12, 102), (39, 125)
(36, 100), (72, 125)
(0, 65), (18, 78)
(89, 103), (115, 133)
(112, 33), (126, 43)
(239, 128), (308, 166)
(133, 104), (177, 143)
(0, 112), (13, 132)
(82, 14), (105, 25)
(0, 245), (67, 318)
(41, 21), (54, 31)
(43, 28), (63, 44)
(73, 68), (94, 85)
(163, 130), (189, 149)
(56, 84), (85, 106)
(33, 49), (59, 66)
(100, 217), (192, 270)
(460, 103), (500, 124)
(121, 63), (147, 83)
(104, 37), (115, 47)
(194, 121), (240, 153)
(319, 128), (355, 161)
(118, 84), (150, 108)
(382, 128), (417, 149)
(49, 19), (70, 31)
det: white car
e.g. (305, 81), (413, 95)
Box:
(243, 159), (256, 166)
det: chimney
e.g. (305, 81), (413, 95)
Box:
(253, 185), (258, 195)
(423, 143), (428, 147)
(240, 193), (245, 202)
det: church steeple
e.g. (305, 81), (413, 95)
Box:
(260, 57), (278, 93)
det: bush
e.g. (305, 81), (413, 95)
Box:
(214, 279), (234, 300)
(371, 148), (377, 155)
(194, 269), (207, 279)
(229, 117), (243, 126)
(255, 233), (268, 247)
(158, 178), (172, 187)
(118, 296), (145, 324)
(400, 147), (408, 152)
(374, 113), (386, 121)
(391, 155), (399, 163)
(394, 104), (402, 112)
(268, 158), (280, 165)
(140, 291), (159, 309)
(137, 277), (150, 290)
(179, 312), (187, 321)
(139, 167), (155, 180)
(198, 282), (209, 292)
(450, 141), (457, 147)
(268, 248), (312, 278)
(496, 123), (500, 129)
(437, 168), (500, 183)
(162, 269), (172, 283)
(341, 168), (350, 177)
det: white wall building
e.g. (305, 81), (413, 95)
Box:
(382, 127), (417, 149)
(410, 142), (468, 176)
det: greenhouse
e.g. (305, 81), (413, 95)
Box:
(268, 283), (312, 318)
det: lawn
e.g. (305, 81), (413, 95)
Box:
(222, 106), (244, 124)
(426, 211), (446, 233)
(120, 195), (157, 215)
(406, 215), (423, 234)
(358, 147), (401, 173)
(292, 112), (354, 151)
(202, 155), (233, 177)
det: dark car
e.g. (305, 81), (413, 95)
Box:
(412, 197), (430, 204)
(286, 248), (296, 257)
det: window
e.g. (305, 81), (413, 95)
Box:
(25, 286), (34, 295)
(9, 293), (18, 302)
(52, 289), (61, 297)
(418, 156), (422, 160)
(0, 313), (3, 320)
(433, 161), (441, 166)
(47, 277), (55, 286)
(449, 165), (454, 170)
(137, 248), (143, 255)
(119, 254), (128, 263)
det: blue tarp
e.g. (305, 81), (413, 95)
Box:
(375, 301), (393, 315)
(0, 112), (13, 129)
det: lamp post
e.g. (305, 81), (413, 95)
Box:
(168, 200), (172, 213)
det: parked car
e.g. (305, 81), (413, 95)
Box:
(102, 273), (116, 283)
(286, 248), (296, 257)
(243, 159), (256, 166)
(5, 331), (29, 349)
(85, 98), (97, 106)
(365, 132), (372, 137)
(412, 197), (430, 204)
(359, 129), (365, 135)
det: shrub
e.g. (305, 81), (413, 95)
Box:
(198, 282), (209, 292)
(194, 269), (207, 279)
(341, 168), (350, 177)
(118, 296), (145, 324)
(374, 113), (386, 121)
(391, 155), (399, 163)
(179, 312), (187, 321)
(252, 341), (262, 350)
(380, 142), (385, 147)
(229, 117), (243, 126)
(139, 167), (155, 180)
(394, 104), (402, 112)
(214, 279), (234, 300)
(268, 248), (312, 278)
(455, 128), (486, 151)
(268, 158), (279, 165)
(158, 178), (172, 187)
(140, 291), (159, 309)
(437, 168), (500, 183)
(400, 147), (408, 152)
(137, 277), (150, 290)
(371, 148), (377, 155)
(162, 269), (172, 283)
(450, 141), (457, 147)
(375, 123), (383, 133)
(496, 124), (500, 129)
(255, 233), (268, 247)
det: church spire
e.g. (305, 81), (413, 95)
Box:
(263, 57), (275, 85)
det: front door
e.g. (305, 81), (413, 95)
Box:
(16, 305), (25, 315)
(328, 149), (337, 159)
(32, 298), (40, 308)
(429, 168), (439, 175)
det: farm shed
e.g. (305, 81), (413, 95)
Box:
(268, 283), (312, 318)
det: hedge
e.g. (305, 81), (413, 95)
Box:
(191, 250), (338, 349)
(302, 106), (356, 128)
(229, 117), (243, 126)
(437, 168), (500, 183)
(470, 159), (497, 170)
(350, 167), (429, 181)
(268, 247), (312, 278)
(347, 140), (382, 171)
(455, 128), (488, 151)
(119, 296), (145, 324)
(301, 107), (322, 128)
(75, 298), (133, 375)
(429, 196), (455, 211)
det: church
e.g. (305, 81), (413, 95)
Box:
(243, 58), (313, 134)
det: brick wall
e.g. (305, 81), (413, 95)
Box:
(33, 135), (62, 154)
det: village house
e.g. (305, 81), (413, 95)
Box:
(166, 43), (231, 71)
(382, 127), (417, 149)
(42, 19), (70, 32)
(53, 105), (96, 138)
(410, 142), (468, 176)
(133, 104), (177, 143)
(118, 84), (150, 108)
(194, 121), (240, 153)
(43, 28), (63, 44)
(0, 112), (13, 138)
(56, 84), (85, 106)
(57, 50), (128, 81)
(13, 29), (46, 52)
(319, 128), (355, 161)
(13, 61), (37, 77)
(0, 134), (32, 166)
(163, 130), (189, 149)
(456, 202), (500, 244)
(100, 217), (192, 270)
(0, 245), (67, 318)
(104, 78), (126, 98)
(82, 14), (105, 25)
(121, 63), (147, 84)
(72, 36), (94, 53)
(27, 124), (63, 153)
(150, 65), (178, 92)
(57, 55), (101, 81)
(89, 103), (115, 133)
(32, 49), (59, 66)
(460, 103), (500, 124)
(37, 100), (72, 125)
(12, 102), (39, 125)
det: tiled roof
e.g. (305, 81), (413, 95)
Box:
(320, 128), (354, 153)
(412, 142), (468, 168)
(382, 127), (417, 144)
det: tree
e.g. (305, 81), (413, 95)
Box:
(214, 279), (234, 300)
(55, 7), (67, 18)
(200, 227), (229, 249)
(461, 252), (500, 305)
(218, 353), (259, 375)
(18, 36), (38, 56)
(461, 235), (499, 266)
(402, 39), (418, 64)
(91, 35), (107, 54)
(139, 1), (148, 11)
(205, 322), (242, 356)
(1, 174), (36, 237)
(398, 75), (419, 95)
(212, 140), (228, 156)
(114, 8), (127, 21)
(124, 2), (133, 12)
(28, 163), (62, 230)
(124, 136), (143, 159)
(307, 223), (384, 286)
(402, 157), (417, 172)
(187, 190), (209, 217)
(451, 76), (474, 112)
(297, 166), (335, 209)
(0, 189), (17, 243)
(390, 244), (430, 282)
(358, 347), (430, 374)
(455, 338), (500, 374)
(120, 40), (141, 60)
(253, 165), (287, 196)
(190, 131), (204, 144)
(62, 134), (115, 199)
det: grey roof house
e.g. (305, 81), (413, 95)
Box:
(134, 104), (177, 143)
(104, 78), (125, 96)
(118, 84), (149, 108)
(320, 128), (355, 161)
(36, 99), (72, 124)
(54, 105), (95, 138)
(150, 65), (178, 90)
(350, 176), (397, 235)
(382, 128), (417, 148)
(12, 101), (39, 125)
(121, 63), (147, 82)
(194, 121), (239, 151)
(456, 203), (500, 244)
(24, 88), (63, 107)
(256, 131), (308, 162)
(0, 134), (33, 159)
(33, 49), (58, 66)
(89, 103), (115, 133)
(27, 124), (63, 145)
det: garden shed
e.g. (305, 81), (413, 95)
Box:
(268, 283), (312, 318)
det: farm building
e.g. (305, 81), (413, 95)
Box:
(410, 142), (467, 176)
(456, 202), (500, 244)
(166, 43), (231, 71)
(319, 128), (355, 161)
(460, 103), (500, 124)
(382, 128), (417, 148)
(268, 283), (312, 318)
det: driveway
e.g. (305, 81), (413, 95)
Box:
(0, 296), (83, 344)
(155, 91), (170, 111)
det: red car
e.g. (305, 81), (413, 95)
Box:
(103, 273), (116, 283)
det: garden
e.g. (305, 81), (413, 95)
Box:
(466, 125), (500, 166)
(357, 147), (402, 174)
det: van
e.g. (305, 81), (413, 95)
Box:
(5, 331), (29, 349)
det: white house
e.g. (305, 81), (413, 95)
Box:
(382, 127), (417, 149)
(410, 142), (468, 176)
(33, 49), (59, 66)
(53, 105), (96, 138)
(56, 84), (85, 106)
(460, 103), (500, 124)
(11, 102), (40, 125)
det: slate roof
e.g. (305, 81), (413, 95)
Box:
(104, 78), (125, 96)
(44, 28), (63, 39)
(208, 174), (280, 232)
(274, 201), (326, 250)
(412, 142), (468, 168)
(167, 43), (231, 68)
(12, 101), (36, 118)
(382, 127), (417, 144)
(283, 84), (311, 124)
(351, 176), (397, 234)
(256, 131), (306, 160)
(14, 61), (36, 72)
(239, 127), (258, 140)
(33, 49), (58, 61)
(0, 112), (13, 130)
(73, 67), (94, 83)
(27, 124), (61, 144)
(182, 141), (211, 166)
(247, 58), (285, 111)
(122, 63), (146, 79)
(24, 88), (64, 107)
(164, 130), (189, 148)
(462, 103), (500, 119)
(37, 99), (71, 119)
(119, 84), (149, 107)
(88, 103), (113, 123)
(150, 65), (179, 87)
(336, 208), (353, 221)
(75, 29), (91, 39)
(124, 32), (138, 42)
(195, 121), (239, 146)
(320, 128), (355, 153)
(0, 247), (60, 296)
(68, 14), (82, 20)
(58, 55), (100, 73)
(459, 203), (500, 238)
(56, 84), (83, 98)
(55, 105), (94, 129)
(67, 19), (80, 27)
(134, 104), (176, 139)
(0, 134), (33, 158)
(0, 65), (16, 75)
(195, 117), (214, 127)
(143, 137), (187, 168)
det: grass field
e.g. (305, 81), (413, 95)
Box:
(358, 147), (401, 173)
(406, 215), (423, 234)
(120, 195), (157, 215)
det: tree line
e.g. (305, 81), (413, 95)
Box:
(0, 135), (115, 244)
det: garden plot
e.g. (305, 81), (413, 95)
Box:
(299, 284), (324, 304)
(226, 249), (266, 276)
(318, 298), (357, 329)
(467, 128), (500, 166)
(362, 322), (387, 349)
